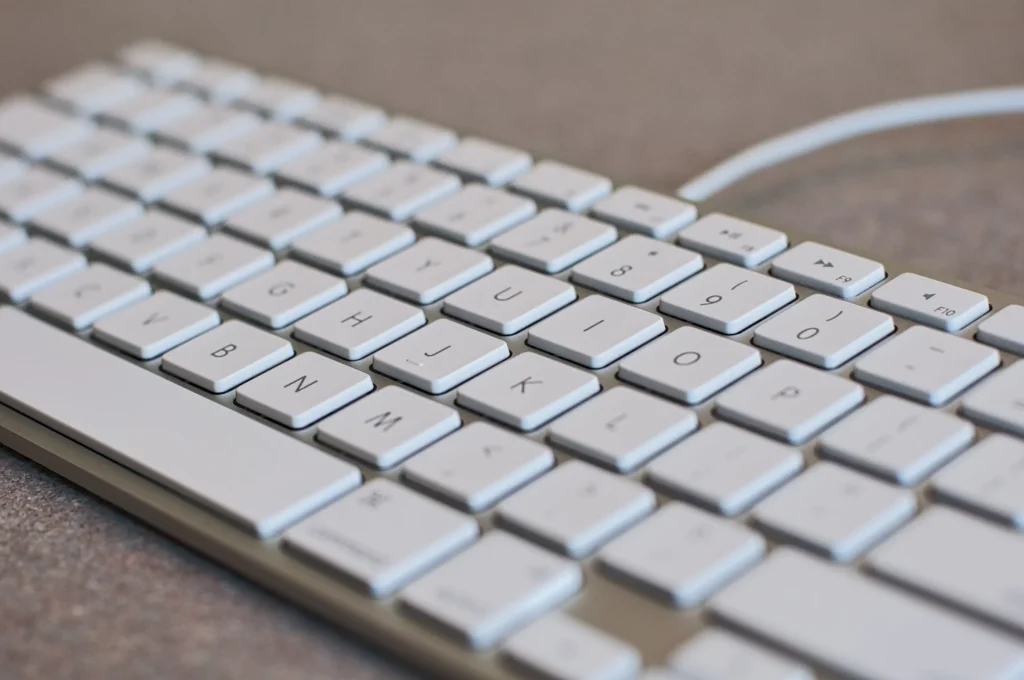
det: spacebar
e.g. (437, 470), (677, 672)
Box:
(0, 306), (361, 538)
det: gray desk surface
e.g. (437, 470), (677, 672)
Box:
(1, 1), (1023, 678)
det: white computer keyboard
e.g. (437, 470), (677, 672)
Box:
(1, 39), (1024, 680)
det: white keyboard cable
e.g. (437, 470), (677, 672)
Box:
(677, 86), (1024, 202)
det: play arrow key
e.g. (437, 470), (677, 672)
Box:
(814, 259), (834, 268)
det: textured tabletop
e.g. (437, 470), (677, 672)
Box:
(1, 1), (1023, 678)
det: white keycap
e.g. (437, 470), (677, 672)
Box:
(977, 304), (1024, 355)
(456, 351), (599, 431)
(161, 319), (294, 393)
(403, 422), (555, 511)
(434, 136), (532, 186)
(276, 140), (389, 197)
(590, 186), (698, 239)
(214, 121), (322, 175)
(931, 434), (1024, 529)
(220, 260), (348, 329)
(677, 214), (787, 268)
(497, 460), (656, 557)
(659, 264), (796, 335)
(510, 160), (612, 212)
(153, 234), (274, 300)
(962, 360), (1024, 437)
(154, 105), (262, 153)
(0, 166), (83, 222)
(225, 187), (342, 250)
(527, 295), (664, 368)
(752, 294), (894, 368)
(667, 629), (814, 680)
(235, 75), (320, 120)
(716, 359), (864, 444)
(92, 290), (220, 360)
(549, 386), (698, 473)
(179, 58), (258, 103)
(372, 318), (509, 394)
(284, 478), (477, 597)
(161, 166), (273, 226)
(770, 240), (885, 299)
(364, 237), (492, 305)
(298, 94), (387, 140)
(618, 326), (762, 405)
(572, 235), (704, 302)
(32, 186), (143, 247)
(600, 502), (765, 608)
(29, 263), (150, 330)
(0, 221), (27, 253)
(490, 208), (617, 274)
(343, 161), (460, 221)
(820, 395), (974, 485)
(0, 153), (26, 186)
(753, 462), (915, 561)
(503, 613), (641, 680)
(290, 211), (415, 276)
(101, 89), (202, 134)
(853, 325), (1000, 405)
(0, 238), (86, 303)
(234, 351), (372, 428)
(0, 97), (94, 159)
(363, 116), (457, 162)
(44, 63), (147, 115)
(89, 210), (207, 273)
(399, 531), (582, 649)
(48, 127), (152, 180)
(646, 422), (803, 517)
(103, 145), (212, 202)
(316, 385), (459, 469)
(119, 40), (200, 84)
(292, 288), (425, 361)
(871, 272), (990, 331)
(869, 505), (1024, 634)
(443, 264), (576, 335)
(413, 184), (536, 246)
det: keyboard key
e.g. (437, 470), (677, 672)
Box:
(819, 395), (974, 485)
(716, 359), (864, 444)
(871, 272), (989, 331)
(28, 263), (150, 331)
(153, 234), (274, 300)
(44, 63), (146, 115)
(400, 531), (582, 649)
(363, 116), (457, 162)
(0, 306), (360, 538)
(298, 94), (387, 140)
(343, 161), (460, 221)
(0, 220), (27, 253)
(646, 422), (803, 517)
(571, 235), (704, 302)
(32, 186), (143, 247)
(527, 295), (664, 368)
(154, 105), (262, 153)
(590, 186), (698, 239)
(868, 506), (1024, 634)
(668, 628), (813, 680)
(931, 434), (1024, 529)
(104, 145), (212, 202)
(490, 208), (617, 274)
(284, 478), (477, 597)
(317, 385), (459, 469)
(853, 325), (1000, 405)
(276, 140), (389, 197)
(234, 351), (372, 428)
(0, 238), (86, 303)
(161, 166), (274, 226)
(977, 305), (1024, 355)
(48, 127), (152, 180)
(770, 240), (885, 299)
(0, 166), (84, 222)
(676, 213), (787, 268)
(0, 96), (94, 158)
(403, 422), (554, 511)
(290, 211), (414, 276)
(456, 351), (599, 431)
(0, 152), (26, 186)
(618, 326), (762, 405)
(413, 184), (536, 246)
(503, 612), (641, 680)
(119, 39), (200, 84)
(162, 319), (293, 393)
(434, 136), (532, 186)
(659, 264), (795, 335)
(89, 210), (207, 273)
(510, 160), (611, 211)
(214, 121), (322, 175)
(179, 58), (258, 103)
(220, 260), (348, 329)
(600, 502), (765, 607)
(443, 264), (576, 335)
(962, 360), (1024, 437)
(292, 288), (425, 361)
(224, 188), (339, 250)
(235, 75), (320, 120)
(101, 89), (203, 134)
(364, 237), (492, 305)
(752, 294), (894, 368)
(549, 386), (698, 473)
(92, 290), (220, 359)
(372, 318), (509, 394)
